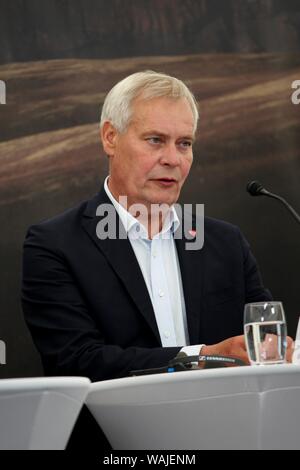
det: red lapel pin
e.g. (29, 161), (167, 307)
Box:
(188, 230), (197, 238)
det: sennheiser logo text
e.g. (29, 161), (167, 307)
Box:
(0, 80), (6, 104)
(0, 340), (6, 365)
(291, 80), (300, 105)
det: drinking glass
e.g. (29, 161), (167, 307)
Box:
(244, 301), (287, 365)
(292, 317), (300, 364)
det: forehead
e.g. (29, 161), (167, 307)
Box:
(130, 96), (195, 135)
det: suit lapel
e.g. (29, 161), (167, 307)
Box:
(81, 187), (161, 344)
(174, 219), (204, 345)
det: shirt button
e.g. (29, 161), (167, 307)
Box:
(152, 251), (157, 258)
(158, 290), (164, 297)
(164, 331), (170, 339)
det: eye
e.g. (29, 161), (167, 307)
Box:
(146, 137), (162, 145)
(179, 140), (192, 149)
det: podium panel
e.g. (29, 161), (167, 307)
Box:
(87, 365), (300, 450)
(0, 377), (90, 450)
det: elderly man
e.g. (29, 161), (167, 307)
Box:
(22, 71), (292, 447)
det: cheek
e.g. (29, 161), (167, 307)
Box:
(181, 156), (193, 179)
(139, 155), (158, 176)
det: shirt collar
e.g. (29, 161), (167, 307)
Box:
(104, 176), (179, 239)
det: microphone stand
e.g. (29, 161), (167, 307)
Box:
(247, 181), (300, 225)
(262, 189), (300, 225)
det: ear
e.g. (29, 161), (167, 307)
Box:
(100, 121), (118, 156)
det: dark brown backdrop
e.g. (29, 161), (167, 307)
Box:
(0, 0), (299, 378)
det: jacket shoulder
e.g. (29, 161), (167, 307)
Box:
(204, 216), (240, 234)
(24, 198), (91, 250)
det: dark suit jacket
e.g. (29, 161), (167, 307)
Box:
(22, 185), (272, 383)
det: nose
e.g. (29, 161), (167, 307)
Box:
(159, 144), (181, 167)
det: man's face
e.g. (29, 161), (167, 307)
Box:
(102, 96), (195, 209)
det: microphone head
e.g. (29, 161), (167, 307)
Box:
(246, 180), (265, 196)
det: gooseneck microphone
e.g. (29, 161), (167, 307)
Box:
(247, 181), (300, 225)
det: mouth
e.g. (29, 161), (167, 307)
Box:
(152, 178), (177, 186)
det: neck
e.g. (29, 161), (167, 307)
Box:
(107, 178), (171, 239)
(127, 202), (170, 239)
(131, 208), (166, 239)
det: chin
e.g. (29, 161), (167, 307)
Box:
(146, 189), (179, 206)
(156, 198), (177, 206)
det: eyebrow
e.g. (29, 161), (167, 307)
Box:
(141, 131), (195, 142)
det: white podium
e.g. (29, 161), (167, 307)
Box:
(87, 365), (300, 450)
(0, 377), (90, 450)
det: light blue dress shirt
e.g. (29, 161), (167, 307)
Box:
(104, 176), (203, 356)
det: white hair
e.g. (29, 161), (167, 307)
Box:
(100, 70), (199, 134)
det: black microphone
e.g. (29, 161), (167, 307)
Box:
(247, 180), (300, 225)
